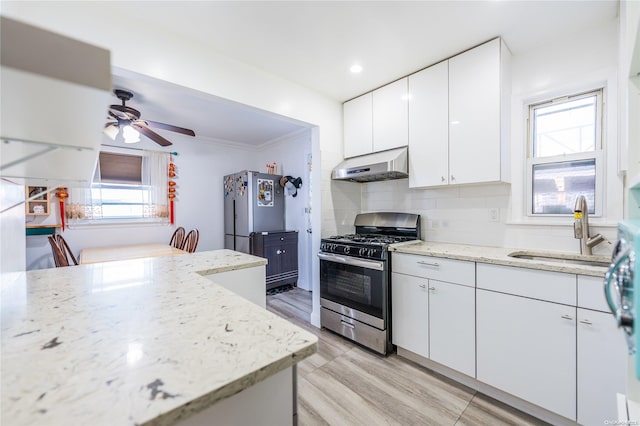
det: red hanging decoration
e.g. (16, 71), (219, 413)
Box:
(55, 187), (69, 231)
(168, 157), (177, 225)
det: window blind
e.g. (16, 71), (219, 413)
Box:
(98, 152), (142, 184)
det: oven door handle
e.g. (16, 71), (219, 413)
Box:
(317, 252), (384, 271)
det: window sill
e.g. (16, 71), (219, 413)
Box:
(505, 218), (619, 228)
(68, 219), (169, 230)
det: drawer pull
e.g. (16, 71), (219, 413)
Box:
(340, 320), (355, 329)
(417, 261), (440, 267)
(561, 315), (574, 321)
(579, 319), (593, 325)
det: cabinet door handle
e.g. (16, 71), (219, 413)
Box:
(417, 261), (439, 267)
(340, 320), (355, 329)
(441, 176), (446, 183)
(418, 284), (426, 289)
(276, 249), (286, 255)
(451, 175), (455, 181)
(561, 315), (574, 321)
(428, 287), (436, 291)
(579, 319), (593, 325)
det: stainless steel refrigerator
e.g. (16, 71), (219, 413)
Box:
(223, 171), (285, 254)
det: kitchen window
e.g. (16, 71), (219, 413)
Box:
(67, 150), (170, 225)
(527, 89), (603, 216)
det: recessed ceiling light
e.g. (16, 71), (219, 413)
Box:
(350, 64), (363, 74)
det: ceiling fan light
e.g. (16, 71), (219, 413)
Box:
(122, 125), (140, 143)
(103, 124), (118, 140)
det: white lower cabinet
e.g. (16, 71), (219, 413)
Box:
(393, 253), (624, 424)
(391, 272), (429, 358)
(577, 308), (627, 426)
(429, 280), (475, 377)
(476, 289), (577, 421)
(391, 269), (475, 377)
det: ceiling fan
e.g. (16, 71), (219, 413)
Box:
(104, 89), (196, 146)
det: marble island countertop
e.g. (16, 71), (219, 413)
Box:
(1, 249), (317, 426)
(390, 241), (609, 277)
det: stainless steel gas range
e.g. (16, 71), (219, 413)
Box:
(318, 212), (421, 355)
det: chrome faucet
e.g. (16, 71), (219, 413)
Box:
(573, 195), (605, 255)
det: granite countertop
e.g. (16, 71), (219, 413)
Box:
(1, 249), (317, 426)
(390, 241), (609, 277)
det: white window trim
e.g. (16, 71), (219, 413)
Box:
(526, 88), (604, 218)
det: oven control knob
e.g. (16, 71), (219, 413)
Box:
(368, 248), (376, 257)
(344, 246), (350, 254)
(359, 248), (366, 256)
(320, 243), (325, 251)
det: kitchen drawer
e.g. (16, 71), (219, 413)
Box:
(263, 231), (298, 246)
(477, 263), (576, 305)
(577, 274), (609, 312)
(391, 252), (474, 287)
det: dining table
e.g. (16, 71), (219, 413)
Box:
(79, 243), (187, 265)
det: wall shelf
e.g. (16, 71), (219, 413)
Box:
(25, 186), (50, 216)
(26, 224), (60, 236)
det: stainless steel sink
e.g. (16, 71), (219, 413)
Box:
(507, 250), (610, 268)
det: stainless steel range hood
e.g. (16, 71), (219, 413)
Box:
(332, 147), (408, 182)
(1, 17), (112, 186)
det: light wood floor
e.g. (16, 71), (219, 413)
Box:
(267, 288), (548, 426)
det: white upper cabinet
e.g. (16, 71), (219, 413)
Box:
(372, 78), (409, 153)
(449, 38), (508, 185)
(408, 38), (511, 188)
(343, 92), (373, 158)
(343, 79), (408, 159)
(408, 61), (449, 187)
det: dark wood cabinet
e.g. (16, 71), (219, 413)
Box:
(250, 231), (298, 291)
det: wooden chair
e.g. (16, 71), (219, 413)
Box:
(47, 235), (69, 267)
(182, 229), (199, 253)
(54, 234), (78, 266)
(169, 226), (186, 249)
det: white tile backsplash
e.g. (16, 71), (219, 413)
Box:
(361, 178), (616, 257)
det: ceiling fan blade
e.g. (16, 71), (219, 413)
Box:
(142, 120), (196, 136)
(103, 123), (119, 140)
(132, 123), (173, 147)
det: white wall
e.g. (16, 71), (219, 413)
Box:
(251, 130), (314, 290)
(362, 19), (621, 256)
(0, 179), (26, 272)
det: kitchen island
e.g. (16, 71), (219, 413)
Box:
(1, 249), (317, 426)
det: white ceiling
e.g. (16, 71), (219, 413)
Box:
(111, 69), (310, 147)
(117, 0), (618, 102)
(62, 1), (621, 146)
